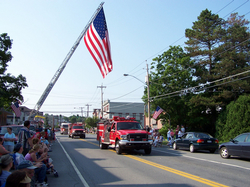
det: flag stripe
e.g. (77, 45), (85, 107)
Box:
(152, 106), (164, 119)
(84, 25), (106, 77)
(11, 102), (21, 117)
(84, 26), (106, 77)
(84, 7), (112, 78)
(90, 24), (109, 75)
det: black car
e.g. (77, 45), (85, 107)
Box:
(219, 132), (250, 159)
(173, 132), (219, 153)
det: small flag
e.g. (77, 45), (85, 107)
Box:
(84, 7), (113, 78)
(152, 106), (164, 119)
(11, 101), (21, 117)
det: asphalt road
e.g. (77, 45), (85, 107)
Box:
(47, 132), (250, 187)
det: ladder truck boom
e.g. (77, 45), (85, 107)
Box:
(28, 2), (105, 120)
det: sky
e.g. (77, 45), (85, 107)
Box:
(1, 0), (250, 117)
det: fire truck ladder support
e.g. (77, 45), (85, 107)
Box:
(28, 2), (105, 120)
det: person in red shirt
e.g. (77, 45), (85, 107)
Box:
(44, 129), (48, 140)
(0, 138), (9, 156)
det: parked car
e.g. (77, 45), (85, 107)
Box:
(0, 125), (23, 143)
(172, 132), (219, 153)
(219, 132), (250, 159)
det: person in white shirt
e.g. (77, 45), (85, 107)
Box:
(178, 130), (183, 138)
(3, 127), (16, 153)
(167, 129), (171, 141)
(154, 135), (160, 147)
(181, 125), (185, 133)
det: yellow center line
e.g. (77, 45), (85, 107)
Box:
(81, 139), (229, 187)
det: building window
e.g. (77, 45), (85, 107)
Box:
(140, 113), (143, 120)
(119, 113), (122, 117)
(133, 113), (136, 118)
(126, 113), (129, 117)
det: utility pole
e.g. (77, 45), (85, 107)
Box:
(85, 104), (92, 117)
(79, 107), (84, 125)
(97, 84), (106, 118)
(146, 63), (151, 128)
(74, 107), (84, 125)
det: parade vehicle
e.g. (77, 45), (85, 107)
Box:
(68, 123), (86, 139)
(60, 123), (71, 135)
(97, 116), (153, 154)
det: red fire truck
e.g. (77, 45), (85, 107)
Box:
(68, 123), (86, 139)
(97, 116), (153, 154)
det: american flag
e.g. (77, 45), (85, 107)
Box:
(152, 106), (164, 119)
(84, 7), (112, 78)
(11, 101), (21, 117)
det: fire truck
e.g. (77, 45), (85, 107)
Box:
(97, 116), (153, 154)
(68, 123), (86, 139)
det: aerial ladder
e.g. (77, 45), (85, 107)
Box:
(28, 2), (104, 120)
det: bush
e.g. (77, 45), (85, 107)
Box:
(215, 95), (250, 142)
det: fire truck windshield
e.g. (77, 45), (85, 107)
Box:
(117, 122), (143, 130)
(72, 126), (84, 129)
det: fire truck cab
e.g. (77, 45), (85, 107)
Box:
(97, 116), (153, 154)
(68, 123), (86, 139)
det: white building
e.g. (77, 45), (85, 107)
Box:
(101, 100), (145, 127)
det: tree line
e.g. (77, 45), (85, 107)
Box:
(144, 9), (250, 141)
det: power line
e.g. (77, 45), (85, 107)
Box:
(150, 69), (250, 100)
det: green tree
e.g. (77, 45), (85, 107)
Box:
(44, 114), (49, 128)
(215, 95), (250, 142)
(0, 33), (28, 108)
(148, 46), (195, 128)
(69, 115), (77, 123)
(185, 9), (225, 134)
(214, 13), (250, 104)
(185, 10), (250, 135)
(85, 117), (99, 128)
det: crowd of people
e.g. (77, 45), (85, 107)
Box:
(148, 125), (186, 148)
(0, 121), (58, 187)
(166, 125), (185, 147)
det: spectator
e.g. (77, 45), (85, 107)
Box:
(5, 170), (31, 187)
(168, 129), (175, 147)
(32, 138), (40, 146)
(14, 143), (25, 168)
(167, 128), (171, 141)
(32, 132), (41, 141)
(0, 138), (9, 156)
(38, 147), (58, 178)
(47, 129), (51, 143)
(17, 160), (39, 187)
(44, 129), (48, 141)
(17, 160), (48, 187)
(39, 133), (50, 150)
(178, 130), (183, 138)
(181, 125), (185, 134)
(51, 128), (55, 141)
(18, 121), (33, 156)
(25, 145), (47, 163)
(0, 154), (13, 186)
(153, 134), (160, 147)
(37, 124), (43, 133)
(3, 127), (16, 153)
(175, 125), (180, 139)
